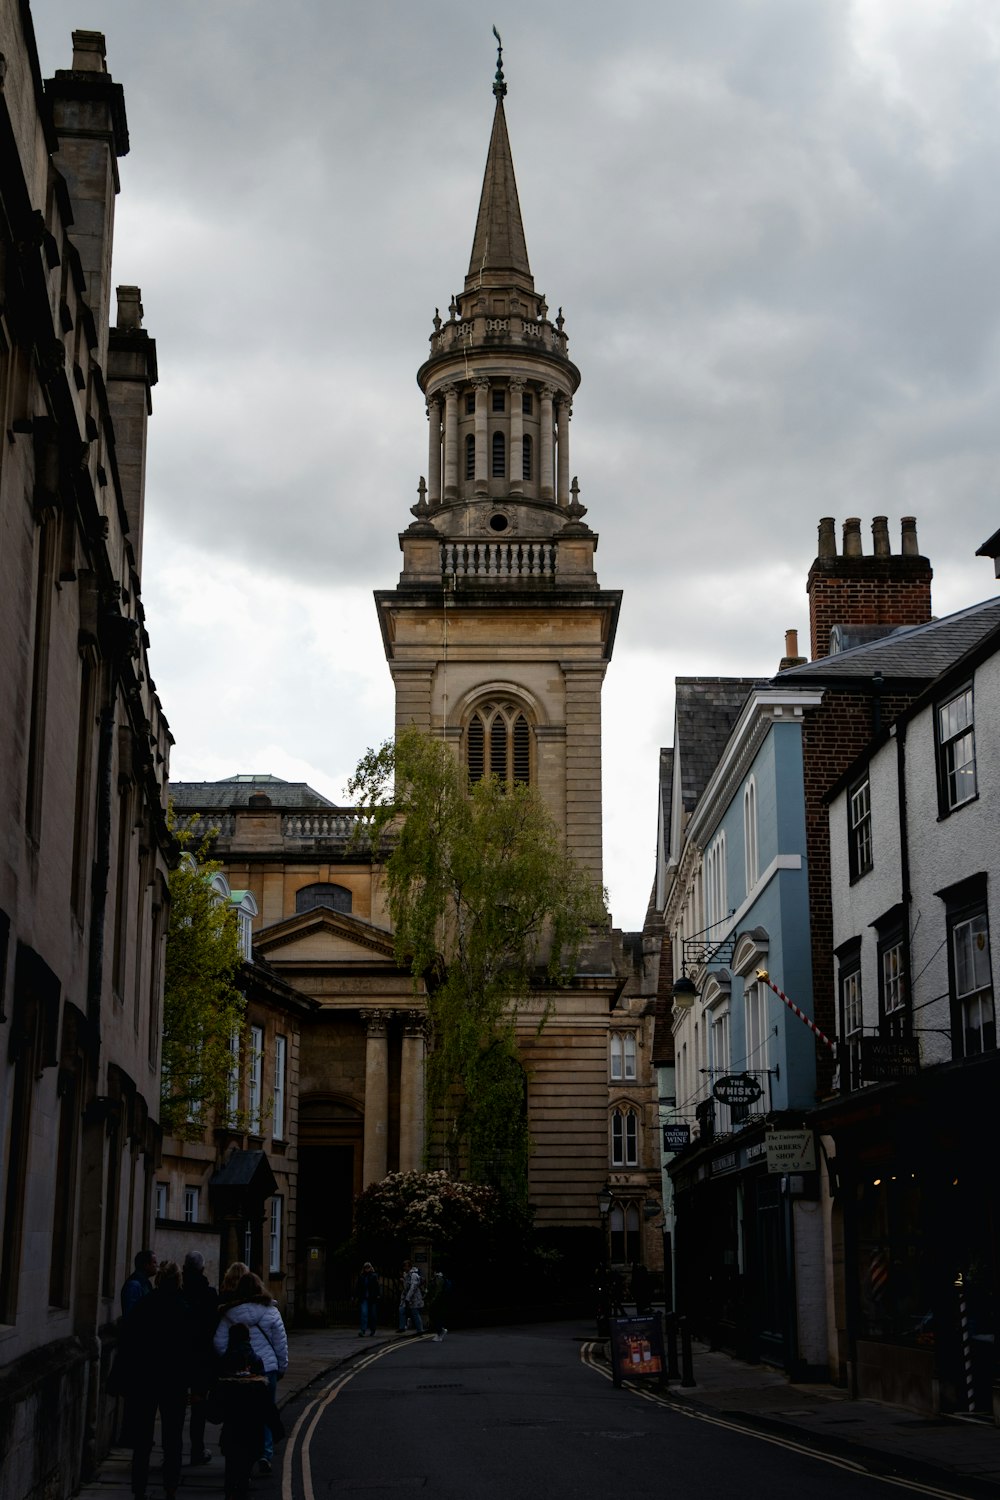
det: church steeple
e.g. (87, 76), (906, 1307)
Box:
(466, 70), (532, 287)
(415, 49), (582, 521)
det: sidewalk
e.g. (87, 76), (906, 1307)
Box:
(655, 1337), (1000, 1497)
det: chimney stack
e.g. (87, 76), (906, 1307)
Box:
(779, 628), (807, 673)
(807, 516), (933, 661)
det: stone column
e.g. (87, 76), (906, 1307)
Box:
(442, 385), (458, 501)
(556, 397), (572, 507)
(509, 378), (524, 494)
(399, 1011), (427, 1172)
(540, 386), (555, 501)
(362, 1009), (389, 1187)
(426, 396), (442, 507)
(474, 378), (490, 495)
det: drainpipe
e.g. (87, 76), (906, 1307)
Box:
(896, 720), (912, 1034)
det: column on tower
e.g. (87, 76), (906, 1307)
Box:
(399, 1012), (427, 1172)
(474, 377), (490, 494)
(557, 397), (571, 507)
(427, 395), (442, 506)
(539, 386), (555, 501)
(362, 1009), (389, 1188)
(509, 378), (524, 493)
(442, 385), (458, 500)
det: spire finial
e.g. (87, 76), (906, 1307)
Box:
(492, 26), (506, 99)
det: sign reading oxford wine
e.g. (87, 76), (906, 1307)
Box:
(662, 1124), (691, 1152)
(712, 1072), (763, 1107)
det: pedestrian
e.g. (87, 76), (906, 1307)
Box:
(218, 1260), (250, 1310)
(357, 1261), (380, 1337)
(182, 1250), (219, 1466)
(120, 1248), (157, 1317)
(113, 1260), (196, 1500)
(210, 1324), (283, 1500)
(428, 1269), (452, 1342)
(397, 1260), (424, 1334)
(213, 1271), (288, 1475)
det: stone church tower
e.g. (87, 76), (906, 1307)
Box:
(375, 57), (621, 891)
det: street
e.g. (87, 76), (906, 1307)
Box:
(277, 1325), (966, 1500)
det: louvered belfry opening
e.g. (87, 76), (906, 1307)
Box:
(466, 702), (532, 786)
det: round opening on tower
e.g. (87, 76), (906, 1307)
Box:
(489, 514), (509, 533)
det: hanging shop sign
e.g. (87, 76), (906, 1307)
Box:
(712, 1072), (763, 1107)
(662, 1124), (691, 1153)
(860, 1038), (920, 1082)
(765, 1130), (816, 1174)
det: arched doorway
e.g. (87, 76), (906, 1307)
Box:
(297, 1094), (363, 1319)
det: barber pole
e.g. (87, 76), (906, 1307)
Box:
(956, 1273), (977, 1413)
(756, 969), (835, 1052)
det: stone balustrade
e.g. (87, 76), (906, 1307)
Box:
(282, 812), (371, 839)
(429, 315), (568, 359)
(441, 539), (557, 578)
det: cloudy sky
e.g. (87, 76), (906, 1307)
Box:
(32, 1), (1000, 930)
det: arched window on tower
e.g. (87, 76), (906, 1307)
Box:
(466, 702), (533, 786)
(465, 433), (475, 480)
(522, 433), (532, 482)
(492, 430), (506, 478)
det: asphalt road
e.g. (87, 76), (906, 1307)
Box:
(276, 1325), (964, 1500)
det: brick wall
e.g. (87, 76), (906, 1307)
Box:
(807, 556), (933, 660)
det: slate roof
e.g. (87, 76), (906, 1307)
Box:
(675, 679), (758, 816)
(776, 596), (1000, 684)
(169, 775), (335, 810)
(467, 95), (531, 283)
(659, 747), (674, 856)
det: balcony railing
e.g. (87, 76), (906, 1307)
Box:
(441, 540), (556, 579)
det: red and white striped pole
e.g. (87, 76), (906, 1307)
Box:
(756, 969), (835, 1052)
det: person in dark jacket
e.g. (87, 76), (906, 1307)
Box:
(116, 1260), (196, 1500)
(182, 1251), (219, 1465)
(356, 1261), (380, 1336)
(211, 1325), (281, 1500)
(120, 1249), (157, 1317)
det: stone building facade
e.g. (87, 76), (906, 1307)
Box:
(0, 17), (171, 1500)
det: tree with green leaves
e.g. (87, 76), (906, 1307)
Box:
(159, 842), (247, 1140)
(348, 726), (606, 1202)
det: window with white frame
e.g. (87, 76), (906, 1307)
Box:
(848, 773), (873, 880)
(744, 980), (770, 1082)
(950, 905), (994, 1057)
(611, 1106), (639, 1167)
(705, 832), (727, 933)
(184, 1186), (200, 1224)
(839, 955), (864, 1091)
(743, 777), (758, 894)
(610, 1032), (636, 1081)
(879, 936), (907, 1038)
(710, 1010), (730, 1079)
(248, 1025), (263, 1134)
(936, 685), (977, 814)
(227, 1028), (240, 1123)
(273, 1035), (287, 1139)
(269, 1196), (283, 1274)
(155, 1183), (168, 1220)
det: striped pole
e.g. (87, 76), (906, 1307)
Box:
(956, 1274), (977, 1413)
(756, 969), (835, 1052)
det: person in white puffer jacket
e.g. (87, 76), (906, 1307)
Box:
(213, 1272), (288, 1472)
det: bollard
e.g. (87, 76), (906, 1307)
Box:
(664, 1312), (680, 1381)
(679, 1314), (695, 1387)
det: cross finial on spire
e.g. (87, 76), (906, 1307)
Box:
(492, 26), (506, 99)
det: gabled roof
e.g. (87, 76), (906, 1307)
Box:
(675, 679), (758, 816)
(776, 596), (1000, 685)
(253, 906), (399, 965)
(170, 775), (335, 810)
(467, 95), (532, 286)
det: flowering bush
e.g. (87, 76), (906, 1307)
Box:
(354, 1170), (500, 1245)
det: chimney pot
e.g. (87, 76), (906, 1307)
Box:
(872, 516), (890, 557)
(785, 629), (799, 658)
(843, 518), (863, 558)
(115, 285), (143, 331)
(901, 516), (919, 557)
(71, 30), (107, 72)
(818, 517), (836, 560)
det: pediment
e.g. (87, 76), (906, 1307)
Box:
(254, 908), (399, 964)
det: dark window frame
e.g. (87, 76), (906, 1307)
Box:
(465, 432), (475, 480)
(876, 924), (908, 1039)
(935, 682), (977, 817)
(944, 880), (995, 1059)
(491, 430), (506, 478)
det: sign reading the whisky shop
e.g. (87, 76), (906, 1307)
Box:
(860, 1038), (920, 1082)
(712, 1072), (764, 1107)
